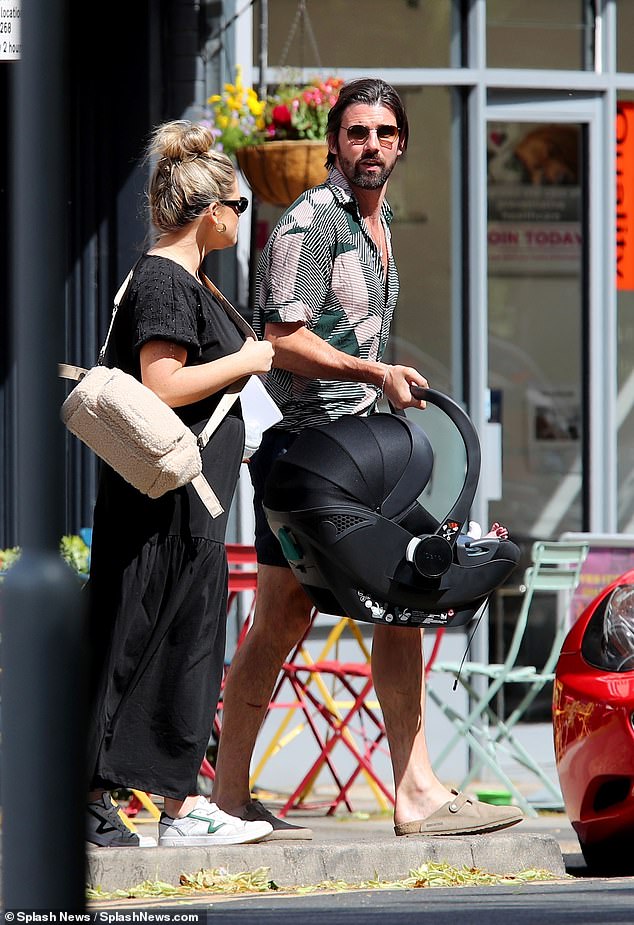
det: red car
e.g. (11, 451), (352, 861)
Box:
(554, 569), (634, 873)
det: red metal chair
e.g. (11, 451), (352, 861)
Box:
(226, 543), (259, 647)
(255, 620), (445, 817)
(275, 655), (391, 815)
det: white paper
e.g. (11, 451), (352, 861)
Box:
(240, 375), (283, 431)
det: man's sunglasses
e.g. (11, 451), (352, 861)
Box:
(341, 124), (400, 147)
(219, 196), (249, 215)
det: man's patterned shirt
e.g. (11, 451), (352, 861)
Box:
(253, 167), (399, 432)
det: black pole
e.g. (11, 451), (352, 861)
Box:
(2, 0), (86, 910)
(249, 0), (268, 311)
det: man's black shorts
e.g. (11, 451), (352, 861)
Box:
(249, 429), (298, 567)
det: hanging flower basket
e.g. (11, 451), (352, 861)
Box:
(202, 69), (342, 207)
(236, 140), (329, 208)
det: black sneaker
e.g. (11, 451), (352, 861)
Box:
(238, 799), (313, 840)
(87, 792), (157, 847)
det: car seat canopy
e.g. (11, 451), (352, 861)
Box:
(264, 413), (435, 519)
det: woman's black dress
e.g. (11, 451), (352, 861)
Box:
(87, 255), (246, 800)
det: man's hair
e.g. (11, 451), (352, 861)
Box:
(325, 78), (409, 168)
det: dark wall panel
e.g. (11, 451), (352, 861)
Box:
(1, 1), (208, 545)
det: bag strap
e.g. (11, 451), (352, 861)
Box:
(97, 266), (137, 364)
(58, 363), (88, 381)
(191, 474), (224, 518)
(196, 273), (263, 449)
(197, 377), (247, 450)
(201, 273), (258, 340)
(58, 268), (136, 382)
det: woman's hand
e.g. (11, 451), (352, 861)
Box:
(238, 337), (275, 376)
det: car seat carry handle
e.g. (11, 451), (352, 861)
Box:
(410, 385), (481, 547)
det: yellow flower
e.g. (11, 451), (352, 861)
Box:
(248, 95), (266, 117)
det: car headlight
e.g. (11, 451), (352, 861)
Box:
(602, 586), (634, 671)
(581, 584), (634, 673)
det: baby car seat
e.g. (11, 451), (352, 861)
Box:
(263, 387), (520, 628)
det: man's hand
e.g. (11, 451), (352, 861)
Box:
(382, 365), (429, 410)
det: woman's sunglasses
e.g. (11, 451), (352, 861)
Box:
(341, 124), (400, 147)
(219, 196), (249, 215)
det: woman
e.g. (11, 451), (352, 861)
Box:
(85, 121), (274, 848)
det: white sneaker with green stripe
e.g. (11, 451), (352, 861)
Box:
(158, 796), (273, 846)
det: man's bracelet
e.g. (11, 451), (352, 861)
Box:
(376, 365), (389, 399)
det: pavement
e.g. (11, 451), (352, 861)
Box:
(86, 790), (584, 894)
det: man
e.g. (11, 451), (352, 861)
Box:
(212, 78), (523, 838)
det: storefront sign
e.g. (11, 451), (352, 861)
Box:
(0, 2), (20, 60)
(616, 102), (634, 290)
(487, 122), (582, 276)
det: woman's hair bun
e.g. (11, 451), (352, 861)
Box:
(149, 120), (214, 164)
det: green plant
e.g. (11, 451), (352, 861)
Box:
(0, 546), (21, 576)
(0, 535), (90, 580)
(202, 67), (343, 159)
(60, 534), (91, 576)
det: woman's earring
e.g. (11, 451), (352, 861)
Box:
(216, 222), (227, 234)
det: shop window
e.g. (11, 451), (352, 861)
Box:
(388, 86), (454, 391)
(260, 0), (452, 70)
(487, 119), (585, 539)
(617, 1), (634, 73)
(487, 0), (594, 71)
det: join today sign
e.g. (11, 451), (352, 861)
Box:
(487, 122), (582, 276)
(0, 2), (20, 60)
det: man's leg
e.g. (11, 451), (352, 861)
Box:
(372, 624), (523, 834)
(212, 564), (313, 815)
(371, 624), (452, 825)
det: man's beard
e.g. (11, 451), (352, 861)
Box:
(353, 162), (394, 189)
(338, 151), (395, 189)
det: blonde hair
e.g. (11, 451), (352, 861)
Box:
(146, 120), (236, 233)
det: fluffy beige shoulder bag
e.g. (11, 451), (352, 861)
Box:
(59, 267), (252, 518)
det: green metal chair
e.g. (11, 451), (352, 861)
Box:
(427, 539), (589, 816)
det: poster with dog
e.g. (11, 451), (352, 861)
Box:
(487, 122), (582, 275)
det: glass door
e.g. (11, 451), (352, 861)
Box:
(479, 94), (612, 720)
(483, 95), (606, 545)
